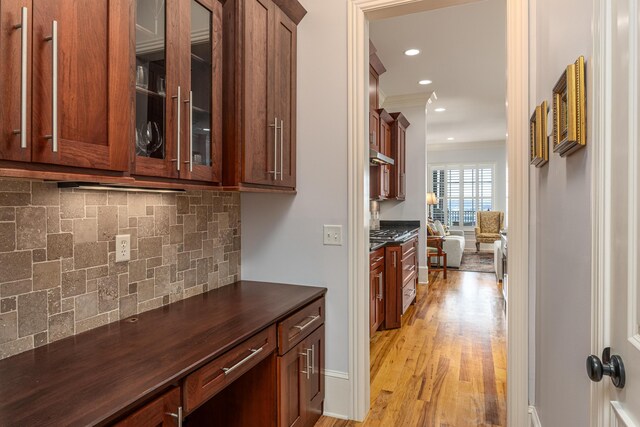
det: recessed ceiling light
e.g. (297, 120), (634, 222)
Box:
(418, 79), (432, 85)
(404, 49), (420, 56)
(435, 108), (446, 112)
(447, 137), (455, 141)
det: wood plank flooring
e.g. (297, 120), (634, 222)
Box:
(316, 271), (506, 427)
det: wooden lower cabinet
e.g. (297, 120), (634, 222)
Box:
(114, 387), (181, 427)
(369, 248), (385, 336)
(278, 324), (325, 427)
(384, 236), (418, 329)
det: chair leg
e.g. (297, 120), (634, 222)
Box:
(443, 253), (447, 279)
(476, 241), (480, 252)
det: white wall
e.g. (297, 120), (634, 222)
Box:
(426, 142), (507, 249)
(530, 0), (592, 425)
(378, 104), (427, 280)
(241, 0), (350, 378)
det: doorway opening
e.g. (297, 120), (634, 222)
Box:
(343, 0), (529, 426)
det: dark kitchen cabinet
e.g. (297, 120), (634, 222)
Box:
(133, 0), (222, 183)
(223, 0), (305, 191)
(370, 109), (393, 200)
(389, 113), (410, 200)
(384, 236), (418, 329)
(114, 387), (181, 427)
(370, 248), (385, 336)
(0, 0), (129, 170)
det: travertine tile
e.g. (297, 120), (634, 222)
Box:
(47, 233), (73, 260)
(0, 279), (32, 298)
(0, 223), (15, 252)
(119, 294), (137, 319)
(60, 192), (84, 218)
(46, 207), (60, 234)
(177, 195), (190, 215)
(0, 207), (15, 221)
(107, 191), (127, 206)
(32, 182), (60, 206)
(0, 193), (30, 206)
(97, 276), (118, 313)
(76, 313), (109, 334)
(34, 331), (48, 347)
(73, 218), (97, 244)
(129, 259), (147, 283)
(61, 270), (86, 298)
(137, 216), (154, 238)
(0, 180), (30, 192)
(155, 266), (171, 296)
(0, 336), (32, 359)
(47, 288), (61, 315)
(127, 193), (146, 216)
(60, 219), (72, 233)
(87, 265), (108, 280)
(85, 191), (107, 206)
(16, 207), (46, 249)
(0, 252), (32, 283)
(170, 225), (183, 244)
(184, 269), (197, 288)
(0, 312), (17, 344)
(197, 258), (208, 285)
(75, 292), (98, 321)
(155, 206), (171, 235)
(60, 297), (74, 312)
(1, 297), (16, 313)
(32, 249), (46, 262)
(139, 237), (162, 259)
(48, 311), (74, 342)
(177, 252), (190, 272)
(97, 206), (118, 241)
(74, 242), (108, 269)
(184, 232), (203, 251)
(137, 278), (155, 302)
(33, 261), (61, 291)
(17, 291), (47, 337)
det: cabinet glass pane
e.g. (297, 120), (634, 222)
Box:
(191, 0), (213, 167)
(135, 0), (167, 159)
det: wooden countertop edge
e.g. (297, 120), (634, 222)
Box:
(0, 281), (326, 426)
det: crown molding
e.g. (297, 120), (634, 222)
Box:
(381, 91), (432, 109)
(364, 0), (483, 21)
(427, 140), (506, 151)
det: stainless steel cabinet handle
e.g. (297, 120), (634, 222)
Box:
(222, 346), (264, 375)
(183, 92), (192, 171)
(393, 252), (397, 268)
(43, 21), (58, 152)
(280, 119), (284, 180)
(268, 118), (278, 178)
(171, 86), (181, 171)
(310, 344), (315, 375)
(293, 315), (320, 332)
(300, 351), (310, 379)
(377, 272), (383, 300)
(166, 406), (183, 427)
(12, 7), (28, 149)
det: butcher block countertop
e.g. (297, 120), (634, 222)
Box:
(0, 281), (327, 426)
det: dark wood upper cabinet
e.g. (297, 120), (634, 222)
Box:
(389, 112), (410, 200)
(370, 109), (393, 200)
(0, 0), (129, 171)
(133, 0), (223, 183)
(223, 0), (305, 191)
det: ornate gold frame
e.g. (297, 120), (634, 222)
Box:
(530, 101), (549, 167)
(553, 56), (586, 156)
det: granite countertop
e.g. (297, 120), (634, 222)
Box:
(370, 220), (420, 252)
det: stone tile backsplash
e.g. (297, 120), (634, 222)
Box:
(0, 179), (241, 360)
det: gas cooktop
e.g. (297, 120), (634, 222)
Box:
(370, 228), (413, 243)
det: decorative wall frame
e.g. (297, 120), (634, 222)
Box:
(552, 56), (586, 156)
(530, 101), (549, 167)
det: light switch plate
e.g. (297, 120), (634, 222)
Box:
(115, 234), (131, 262)
(323, 225), (343, 246)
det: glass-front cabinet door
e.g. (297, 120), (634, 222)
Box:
(133, 0), (221, 182)
(180, 0), (222, 182)
(134, 0), (179, 179)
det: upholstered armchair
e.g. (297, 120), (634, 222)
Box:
(474, 211), (504, 252)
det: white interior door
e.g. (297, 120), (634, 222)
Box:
(592, 0), (640, 424)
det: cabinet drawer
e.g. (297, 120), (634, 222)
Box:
(183, 325), (276, 414)
(402, 251), (417, 284)
(278, 298), (325, 356)
(401, 237), (417, 258)
(370, 248), (385, 271)
(402, 281), (416, 314)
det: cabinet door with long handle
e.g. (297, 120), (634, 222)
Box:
(303, 325), (324, 427)
(178, 0), (222, 183)
(273, 6), (296, 188)
(0, 1), (31, 163)
(277, 341), (305, 427)
(31, 0), (129, 171)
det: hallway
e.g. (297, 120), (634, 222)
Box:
(317, 271), (506, 426)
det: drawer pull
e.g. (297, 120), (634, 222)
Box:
(165, 407), (183, 427)
(372, 256), (384, 263)
(293, 315), (320, 332)
(222, 346), (264, 376)
(405, 265), (416, 272)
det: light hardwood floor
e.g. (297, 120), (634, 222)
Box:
(316, 271), (506, 427)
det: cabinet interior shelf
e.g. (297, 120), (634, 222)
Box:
(136, 86), (166, 98)
(191, 52), (212, 66)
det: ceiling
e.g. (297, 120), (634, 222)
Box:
(370, 0), (506, 146)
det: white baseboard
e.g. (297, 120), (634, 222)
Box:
(529, 406), (542, 427)
(418, 266), (428, 284)
(323, 370), (351, 419)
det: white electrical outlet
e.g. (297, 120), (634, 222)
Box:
(323, 225), (343, 246)
(115, 234), (131, 263)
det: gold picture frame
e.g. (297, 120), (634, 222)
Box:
(553, 56), (586, 156)
(530, 101), (549, 167)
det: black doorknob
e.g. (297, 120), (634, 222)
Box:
(586, 347), (625, 389)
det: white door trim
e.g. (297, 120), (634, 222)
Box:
(346, 0), (530, 423)
(590, 0), (612, 425)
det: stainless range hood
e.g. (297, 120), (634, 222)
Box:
(369, 148), (394, 166)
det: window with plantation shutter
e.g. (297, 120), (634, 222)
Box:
(429, 164), (495, 228)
